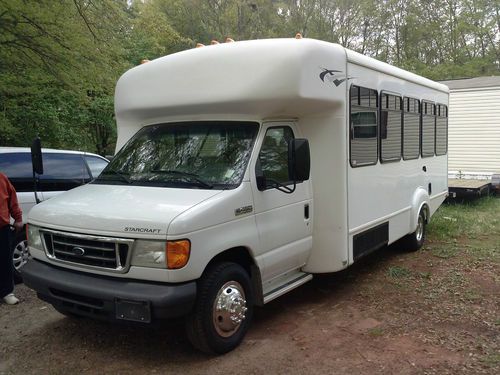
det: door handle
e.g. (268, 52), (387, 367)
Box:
(304, 204), (309, 219)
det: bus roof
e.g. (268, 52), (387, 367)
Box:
(114, 38), (447, 150)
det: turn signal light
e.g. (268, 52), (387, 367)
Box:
(166, 240), (191, 269)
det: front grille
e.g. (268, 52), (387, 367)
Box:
(41, 230), (133, 272)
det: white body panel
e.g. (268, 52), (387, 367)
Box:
(28, 38), (448, 301)
(345, 61), (448, 266)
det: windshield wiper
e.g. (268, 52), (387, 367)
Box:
(98, 168), (132, 184)
(151, 169), (213, 189)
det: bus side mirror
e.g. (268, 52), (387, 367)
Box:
(288, 138), (310, 182)
(31, 137), (44, 175)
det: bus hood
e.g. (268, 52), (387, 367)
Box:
(27, 184), (223, 238)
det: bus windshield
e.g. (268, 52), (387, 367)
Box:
(95, 121), (259, 189)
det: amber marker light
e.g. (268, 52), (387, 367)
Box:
(166, 239), (191, 269)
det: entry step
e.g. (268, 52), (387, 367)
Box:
(263, 271), (312, 304)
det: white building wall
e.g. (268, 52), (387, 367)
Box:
(448, 87), (500, 177)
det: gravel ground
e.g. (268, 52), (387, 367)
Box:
(1, 204), (498, 374)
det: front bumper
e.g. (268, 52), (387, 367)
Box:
(22, 259), (196, 322)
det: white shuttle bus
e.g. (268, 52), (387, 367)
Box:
(23, 38), (448, 353)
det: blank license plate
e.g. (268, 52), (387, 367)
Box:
(115, 299), (151, 323)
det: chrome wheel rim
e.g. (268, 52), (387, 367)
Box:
(213, 281), (247, 337)
(416, 215), (424, 242)
(12, 240), (30, 271)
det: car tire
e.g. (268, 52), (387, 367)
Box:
(186, 262), (253, 354)
(12, 232), (30, 284)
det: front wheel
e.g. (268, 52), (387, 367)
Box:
(405, 208), (426, 252)
(12, 233), (30, 284)
(186, 262), (254, 354)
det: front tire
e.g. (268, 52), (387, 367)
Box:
(186, 262), (253, 354)
(12, 233), (29, 284)
(405, 208), (426, 251)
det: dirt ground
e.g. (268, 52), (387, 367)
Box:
(1, 202), (499, 374)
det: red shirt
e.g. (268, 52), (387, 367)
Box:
(0, 173), (22, 228)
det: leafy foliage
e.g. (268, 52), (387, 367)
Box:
(0, 0), (498, 154)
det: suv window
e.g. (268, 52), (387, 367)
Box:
(0, 153), (33, 192)
(85, 155), (108, 178)
(40, 153), (90, 191)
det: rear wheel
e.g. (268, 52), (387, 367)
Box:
(405, 208), (426, 251)
(186, 262), (253, 354)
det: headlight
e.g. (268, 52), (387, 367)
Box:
(27, 224), (43, 250)
(131, 240), (167, 268)
(131, 239), (191, 269)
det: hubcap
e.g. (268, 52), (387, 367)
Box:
(213, 281), (247, 337)
(416, 215), (424, 242)
(12, 240), (30, 272)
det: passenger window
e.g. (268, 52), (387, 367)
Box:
(421, 101), (435, 157)
(435, 104), (448, 156)
(403, 98), (420, 160)
(380, 93), (402, 162)
(40, 153), (90, 191)
(350, 85), (378, 167)
(258, 127), (294, 185)
(85, 156), (109, 178)
(0, 152), (33, 192)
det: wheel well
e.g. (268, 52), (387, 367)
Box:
(205, 247), (263, 305)
(207, 247), (255, 275)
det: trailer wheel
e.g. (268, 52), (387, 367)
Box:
(186, 262), (253, 354)
(405, 209), (426, 251)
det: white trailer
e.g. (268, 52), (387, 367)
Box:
(23, 38), (449, 353)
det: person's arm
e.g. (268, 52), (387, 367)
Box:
(7, 179), (23, 231)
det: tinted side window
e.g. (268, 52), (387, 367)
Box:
(350, 85), (378, 167)
(435, 104), (448, 156)
(0, 153), (34, 192)
(40, 153), (90, 191)
(403, 98), (421, 160)
(421, 101), (435, 158)
(259, 127), (294, 186)
(380, 93), (402, 162)
(85, 156), (108, 178)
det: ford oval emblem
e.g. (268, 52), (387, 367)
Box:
(72, 247), (85, 256)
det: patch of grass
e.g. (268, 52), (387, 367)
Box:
(428, 196), (500, 240)
(417, 271), (431, 279)
(464, 243), (500, 262)
(480, 352), (500, 368)
(368, 327), (384, 337)
(462, 290), (481, 302)
(387, 266), (411, 278)
(431, 244), (459, 259)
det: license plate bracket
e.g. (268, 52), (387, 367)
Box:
(115, 299), (151, 323)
